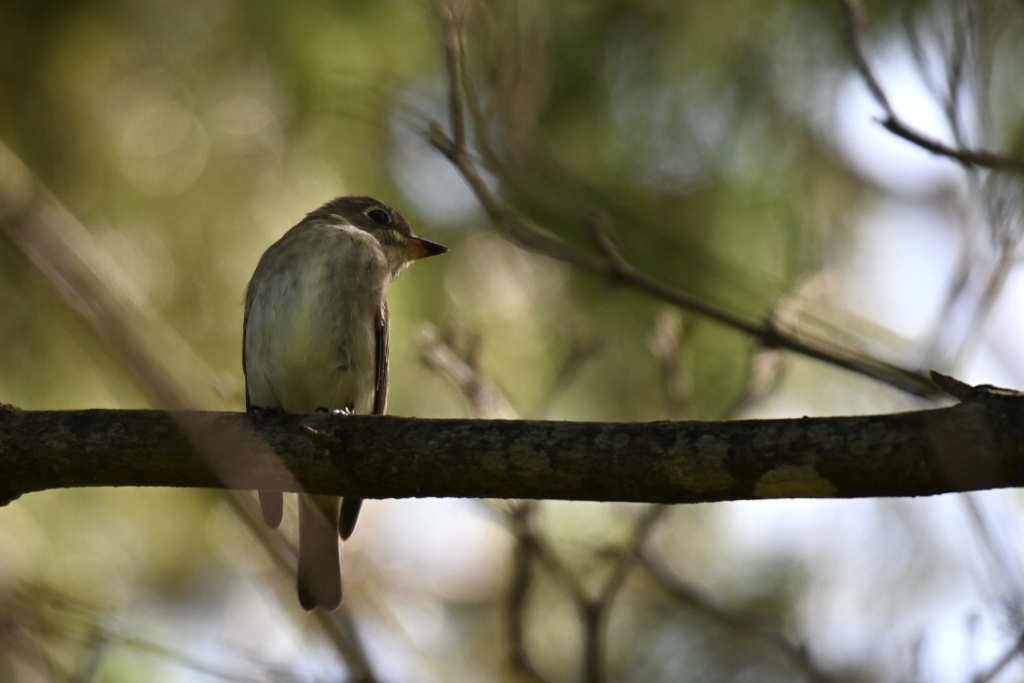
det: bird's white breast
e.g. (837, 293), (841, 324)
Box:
(244, 222), (389, 414)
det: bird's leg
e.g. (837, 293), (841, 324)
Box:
(316, 406), (355, 416)
(247, 404), (281, 423)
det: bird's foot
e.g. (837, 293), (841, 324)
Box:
(316, 406), (355, 416)
(247, 404), (280, 425)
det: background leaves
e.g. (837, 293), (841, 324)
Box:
(1, 0), (1023, 681)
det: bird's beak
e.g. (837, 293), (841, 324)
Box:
(405, 236), (449, 261)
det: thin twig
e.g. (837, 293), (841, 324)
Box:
(415, 326), (559, 681)
(972, 630), (1024, 683)
(440, 1), (468, 151)
(879, 118), (1024, 172)
(649, 309), (696, 420)
(838, 0), (1024, 175)
(580, 506), (669, 683)
(839, 0), (895, 117)
(417, 322), (666, 683)
(429, 122), (941, 398)
(428, 9), (943, 399)
(417, 324), (519, 420)
(962, 494), (1024, 683)
(0, 140), (381, 679)
(507, 500), (559, 683)
(638, 550), (826, 682)
(535, 328), (604, 419)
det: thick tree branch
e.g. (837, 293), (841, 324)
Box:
(2, 379), (1022, 506)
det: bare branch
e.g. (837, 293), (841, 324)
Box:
(439, 0), (469, 151)
(506, 500), (558, 683)
(838, 0), (1024, 175)
(535, 329), (603, 420)
(2, 383), (1023, 505)
(838, 0), (896, 117)
(972, 630), (1024, 683)
(649, 310), (697, 420)
(417, 325), (519, 420)
(879, 117), (1024, 173)
(580, 506), (668, 683)
(429, 123), (941, 398)
(638, 550), (825, 681)
(426, 10), (944, 399)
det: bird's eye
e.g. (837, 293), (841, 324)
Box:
(367, 209), (391, 226)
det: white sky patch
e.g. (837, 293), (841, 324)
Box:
(833, 48), (963, 198)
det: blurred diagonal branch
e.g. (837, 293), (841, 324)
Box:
(972, 631), (1024, 683)
(839, 0), (1024, 175)
(418, 324), (519, 420)
(420, 326), (655, 683)
(9, 582), (359, 683)
(426, 7), (945, 400)
(416, 326), (811, 683)
(0, 140), (380, 675)
(577, 505), (667, 683)
(637, 550), (823, 680)
(416, 326), (555, 681)
(0, 141), (214, 410)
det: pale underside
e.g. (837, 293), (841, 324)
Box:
(243, 220), (394, 610)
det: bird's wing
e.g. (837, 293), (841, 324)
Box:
(243, 277), (284, 527)
(373, 299), (390, 415)
(242, 278), (255, 410)
(338, 299), (388, 541)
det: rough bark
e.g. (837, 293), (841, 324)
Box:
(2, 378), (1022, 506)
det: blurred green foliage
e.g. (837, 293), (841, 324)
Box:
(1, 0), (1022, 681)
(0, 0), (873, 419)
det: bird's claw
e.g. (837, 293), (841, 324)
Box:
(316, 406), (355, 416)
(247, 404), (280, 425)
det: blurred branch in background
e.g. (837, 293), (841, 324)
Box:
(0, 140), (378, 681)
(419, 326), (555, 682)
(416, 327), (827, 683)
(1, 0), (1022, 680)
(842, 0), (1024, 375)
(418, 324), (519, 420)
(0, 141), (212, 410)
(2, 584), (284, 683)
(637, 551), (823, 681)
(840, 0), (1024, 175)
(1, 575), (373, 682)
(426, 5), (945, 401)
(419, 3), (1024, 680)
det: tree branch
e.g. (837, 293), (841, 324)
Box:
(426, 9), (946, 400)
(2, 379), (1023, 505)
(838, 0), (1024, 175)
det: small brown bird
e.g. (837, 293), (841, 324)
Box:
(243, 196), (447, 610)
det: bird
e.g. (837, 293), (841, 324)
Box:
(243, 195), (447, 610)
